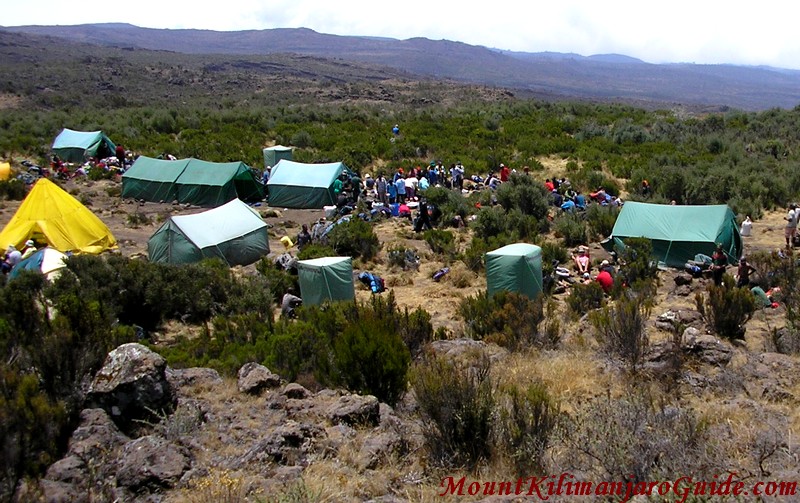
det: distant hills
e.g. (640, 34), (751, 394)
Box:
(3, 23), (800, 111)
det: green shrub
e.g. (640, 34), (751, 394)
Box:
(695, 280), (756, 340)
(498, 381), (559, 476)
(411, 354), (494, 469)
(457, 290), (550, 351)
(332, 316), (410, 406)
(423, 228), (455, 258)
(460, 234), (515, 273)
(126, 212), (152, 227)
(566, 281), (605, 319)
(326, 218), (380, 260)
(0, 178), (27, 200)
(590, 294), (650, 371)
(256, 257), (299, 304)
(495, 174), (551, 220)
(553, 213), (587, 247)
(616, 237), (659, 287)
(297, 243), (336, 260)
(424, 186), (471, 225)
(585, 204), (620, 240)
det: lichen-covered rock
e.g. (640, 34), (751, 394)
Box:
(237, 362), (281, 395)
(116, 435), (190, 491)
(87, 343), (175, 432)
(327, 394), (380, 426)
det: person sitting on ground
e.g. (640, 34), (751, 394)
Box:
(573, 247), (590, 275)
(296, 224), (312, 251)
(281, 288), (303, 319)
(736, 257), (757, 288)
(398, 202), (412, 220)
(20, 239), (37, 260)
(599, 259), (616, 278)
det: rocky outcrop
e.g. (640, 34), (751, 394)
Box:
(116, 435), (190, 491)
(681, 327), (732, 366)
(87, 343), (176, 432)
(327, 394), (380, 426)
(237, 362), (282, 395)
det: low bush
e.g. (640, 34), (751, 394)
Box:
(590, 294), (650, 372)
(326, 218), (380, 260)
(458, 290), (550, 351)
(411, 354), (494, 469)
(296, 243), (336, 260)
(695, 279), (756, 340)
(553, 213), (587, 247)
(0, 178), (27, 200)
(498, 381), (559, 476)
(566, 281), (605, 319)
(423, 228), (456, 258)
(585, 204), (620, 240)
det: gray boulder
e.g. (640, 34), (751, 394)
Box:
(327, 394), (380, 426)
(87, 343), (176, 432)
(237, 362), (282, 395)
(681, 328), (732, 366)
(116, 435), (190, 491)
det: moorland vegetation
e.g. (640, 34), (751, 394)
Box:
(2, 30), (800, 501)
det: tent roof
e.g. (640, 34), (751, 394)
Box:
(168, 199), (266, 249)
(174, 159), (252, 187)
(612, 202), (734, 242)
(0, 178), (117, 254)
(297, 256), (352, 268)
(267, 160), (345, 188)
(122, 157), (190, 183)
(486, 243), (541, 257)
(9, 247), (68, 280)
(52, 128), (115, 151)
(264, 145), (292, 152)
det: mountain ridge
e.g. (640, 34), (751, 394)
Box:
(3, 23), (800, 111)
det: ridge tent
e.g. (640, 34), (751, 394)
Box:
(0, 178), (117, 254)
(485, 243), (543, 299)
(605, 201), (742, 268)
(9, 247), (69, 281)
(52, 128), (116, 163)
(266, 160), (349, 209)
(148, 199), (270, 266)
(122, 156), (264, 207)
(263, 145), (293, 169)
(296, 256), (355, 306)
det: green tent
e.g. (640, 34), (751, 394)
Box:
(607, 202), (742, 267)
(52, 128), (116, 163)
(485, 243), (543, 299)
(263, 145), (293, 169)
(122, 156), (264, 207)
(266, 160), (348, 209)
(148, 199), (269, 266)
(296, 256), (355, 306)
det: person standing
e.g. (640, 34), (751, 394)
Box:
(785, 204), (798, 248)
(711, 243), (728, 286)
(376, 174), (388, 205)
(395, 174), (406, 204)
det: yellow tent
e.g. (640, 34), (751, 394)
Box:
(0, 178), (117, 254)
(0, 162), (11, 181)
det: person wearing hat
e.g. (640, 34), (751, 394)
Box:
(21, 239), (37, 260)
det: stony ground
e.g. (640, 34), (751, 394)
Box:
(3, 175), (800, 502)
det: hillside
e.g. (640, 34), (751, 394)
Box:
(4, 23), (800, 111)
(2, 173), (800, 501)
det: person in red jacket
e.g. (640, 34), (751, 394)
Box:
(596, 269), (614, 293)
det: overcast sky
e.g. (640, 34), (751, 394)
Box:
(4, 0), (800, 70)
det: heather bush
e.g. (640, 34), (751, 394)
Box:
(423, 228), (456, 258)
(553, 212), (587, 247)
(326, 217), (380, 260)
(590, 294), (650, 372)
(585, 204), (620, 240)
(695, 279), (756, 341)
(498, 381), (559, 476)
(566, 281), (605, 319)
(458, 290), (551, 351)
(411, 354), (494, 469)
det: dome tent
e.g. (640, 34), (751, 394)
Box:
(52, 128), (116, 163)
